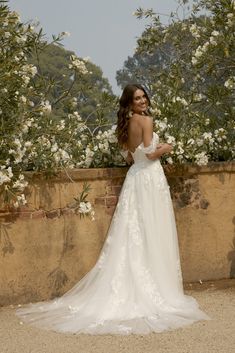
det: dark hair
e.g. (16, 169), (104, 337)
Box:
(116, 84), (151, 148)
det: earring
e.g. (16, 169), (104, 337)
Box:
(128, 110), (133, 118)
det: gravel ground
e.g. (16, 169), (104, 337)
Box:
(1, 280), (235, 353)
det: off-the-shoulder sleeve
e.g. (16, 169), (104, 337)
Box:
(138, 133), (158, 154)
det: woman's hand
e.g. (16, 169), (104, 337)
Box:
(161, 143), (173, 154)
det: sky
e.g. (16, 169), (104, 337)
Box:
(8, 0), (188, 95)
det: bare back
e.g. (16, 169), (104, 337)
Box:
(127, 114), (153, 153)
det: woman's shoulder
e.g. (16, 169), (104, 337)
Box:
(132, 113), (153, 123)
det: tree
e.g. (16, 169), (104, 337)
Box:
(116, 43), (173, 95)
(30, 44), (117, 122)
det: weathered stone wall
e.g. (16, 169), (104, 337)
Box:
(0, 162), (234, 306)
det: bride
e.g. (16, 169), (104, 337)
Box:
(17, 84), (210, 334)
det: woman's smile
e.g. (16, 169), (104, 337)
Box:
(132, 89), (148, 114)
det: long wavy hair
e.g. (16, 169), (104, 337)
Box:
(116, 84), (151, 148)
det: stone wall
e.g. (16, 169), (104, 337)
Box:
(0, 162), (234, 306)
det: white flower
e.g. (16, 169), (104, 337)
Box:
(202, 132), (212, 140)
(70, 97), (78, 108)
(165, 135), (175, 144)
(152, 107), (162, 116)
(13, 201), (19, 208)
(195, 152), (208, 166)
(189, 24), (201, 38)
(166, 157), (173, 164)
(202, 132), (214, 145)
(85, 146), (94, 157)
(21, 75), (30, 85)
(40, 100), (52, 114)
(173, 97), (188, 106)
(17, 194), (27, 205)
(7, 167), (13, 178)
(57, 120), (65, 131)
(191, 57), (198, 66)
(177, 155), (184, 161)
(13, 179), (28, 191)
(29, 65), (37, 77)
(194, 93), (204, 102)
(180, 98), (188, 106)
(211, 30), (220, 37)
(24, 141), (32, 148)
(209, 36), (217, 46)
(194, 46), (203, 58)
(51, 143), (58, 152)
(196, 139), (203, 147)
(176, 146), (184, 155)
(0, 169), (11, 185)
(224, 77), (235, 89)
(69, 55), (88, 75)
(79, 201), (92, 214)
(20, 95), (27, 104)
(214, 128), (227, 140)
(59, 149), (70, 161)
(61, 31), (71, 37)
(14, 138), (21, 147)
(187, 138), (195, 145)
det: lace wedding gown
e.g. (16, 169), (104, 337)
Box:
(16, 132), (210, 334)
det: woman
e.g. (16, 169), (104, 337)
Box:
(17, 84), (210, 334)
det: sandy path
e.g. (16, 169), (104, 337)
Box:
(1, 280), (235, 353)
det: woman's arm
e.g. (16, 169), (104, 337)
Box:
(140, 116), (173, 160)
(140, 115), (154, 148)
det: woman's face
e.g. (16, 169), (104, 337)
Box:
(131, 89), (148, 115)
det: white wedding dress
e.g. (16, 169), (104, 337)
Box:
(16, 132), (210, 334)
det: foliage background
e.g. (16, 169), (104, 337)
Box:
(0, 0), (234, 208)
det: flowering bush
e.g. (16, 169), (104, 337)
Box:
(0, 1), (121, 209)
(130, 0), (235, 165)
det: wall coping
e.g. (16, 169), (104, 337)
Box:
(24, 161), (235, 182)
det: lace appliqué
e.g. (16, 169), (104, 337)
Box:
(110, 246), (127, 307)
(128, 209), (143, 247)
(134, 261), (165, 307)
